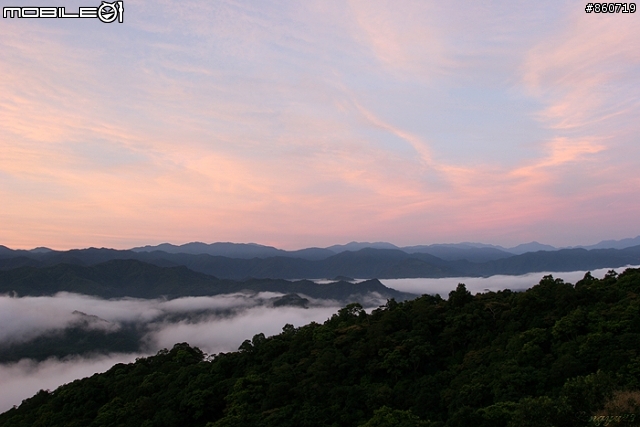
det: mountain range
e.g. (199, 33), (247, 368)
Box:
(0, 259), (411, 301)
(0, 238), (639, 280)
(128, 237), (640, 260)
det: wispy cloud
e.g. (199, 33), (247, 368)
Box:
(0, 0), (638, 249)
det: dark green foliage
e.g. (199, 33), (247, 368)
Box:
(3, 269), (640, 426)
(358, 406), (435, 426)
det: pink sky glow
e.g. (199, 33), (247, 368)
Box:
(0, 0), (639, 250)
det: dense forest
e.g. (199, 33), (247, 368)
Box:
(2, 269), (640, 426)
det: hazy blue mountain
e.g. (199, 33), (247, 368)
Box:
(453, 241), (506, 249)
(402, 244), (513, 262)
(461, 246), (640, 276)
(129, 238), (640, 260)
(132, 242), (336, 260)
(315, 248), (452, 278)
(577, 235), (640, 250)
(132, 242), (286, 258)
(28, 247), (54, 253)
(503, 241), (557, 254)
(134, 240), (506, 261)
(1, 242), (639, 280)
(435, 241), (558, 254)
(325, 241), (400, 253)
(431, 240), (639, 255)
(280, 247), (336, 260)
(137, 246), (639, 279)
(126, 249), (455, 280)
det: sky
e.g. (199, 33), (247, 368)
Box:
(1, 0), (639, 250)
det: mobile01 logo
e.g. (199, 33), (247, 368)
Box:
(3, 1), (124, 23)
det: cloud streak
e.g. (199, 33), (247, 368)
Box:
(0, 1), (638, 249)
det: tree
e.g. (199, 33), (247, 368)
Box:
(359, 406), (433, 427)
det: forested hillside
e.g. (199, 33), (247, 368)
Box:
(2, 269), (640, 426)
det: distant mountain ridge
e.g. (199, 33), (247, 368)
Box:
(0, 259), (412, 302)
(131, 242), (335, 261)
(127, 237), (640, 262)
(0, 243), (639, 280)
(575, 235), (640, 250)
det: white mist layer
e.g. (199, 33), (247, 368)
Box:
(147, 305), (340, 354)
(0, 293), (342, 413)
(0, 292), (301, 345)
(380, 265), (640, 297)
(1, 266), (638, 413)
(0, 353), (141, 414)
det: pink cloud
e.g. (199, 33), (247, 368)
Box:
(0, 1), (638, 250)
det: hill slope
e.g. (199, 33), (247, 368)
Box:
(0, 259), (412, 301)
(3, 268), (640, 426)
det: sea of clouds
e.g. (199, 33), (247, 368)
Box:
(0, 265), (638, 413)
(0, 292), (347, 412)
(380, 265), (640, 296)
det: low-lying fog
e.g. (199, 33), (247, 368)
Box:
(379, 265), (640, 296)
(0, 266), (637, 413)
(0, 292), (346, 412)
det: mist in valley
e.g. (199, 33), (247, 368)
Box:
(1, 265), (638, 413)
(380, 265), (640, 296)
(0, 292), (357, 412)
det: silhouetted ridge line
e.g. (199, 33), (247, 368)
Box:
(0, 244), (639, 279)
(0, 259), (412, 301)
